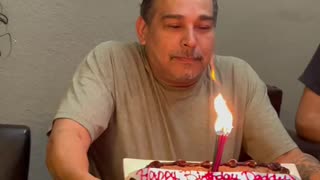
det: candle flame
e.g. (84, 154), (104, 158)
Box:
(214, 94), (233, 135)
(211, 69), (216, 81)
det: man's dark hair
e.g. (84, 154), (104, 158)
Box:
(140, 0), (219, 26)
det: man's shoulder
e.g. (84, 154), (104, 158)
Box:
(86, 41), (143, 68)
(93, 41), (140, 54)
(215, 55), (252, 72)
(215, 55), (261, 86)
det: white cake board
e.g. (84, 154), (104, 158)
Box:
(123, 158), (301, 180)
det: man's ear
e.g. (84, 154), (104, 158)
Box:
(136, 16), (148, 45)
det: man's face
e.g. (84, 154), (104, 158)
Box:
(137, 0), (215, 87)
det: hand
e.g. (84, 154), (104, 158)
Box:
(310, 172), (320, 180)
(275, 148), (320, 180)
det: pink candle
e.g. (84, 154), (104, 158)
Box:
(212, 135), (227, 171)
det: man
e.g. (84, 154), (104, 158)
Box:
(296, 44), (320, 143)
(46, 0), (320, 179)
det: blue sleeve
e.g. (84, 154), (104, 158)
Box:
(299, 44), (320, 95)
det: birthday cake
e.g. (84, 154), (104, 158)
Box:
(123, 158), (301, 180)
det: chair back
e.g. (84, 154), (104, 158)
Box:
(0, 124), (30, 180)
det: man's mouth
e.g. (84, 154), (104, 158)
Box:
(171, 56), (202, 62)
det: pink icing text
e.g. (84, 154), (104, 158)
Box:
(133, 168), (297, 180)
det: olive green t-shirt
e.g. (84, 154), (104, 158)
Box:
(53, 41), (296, 180)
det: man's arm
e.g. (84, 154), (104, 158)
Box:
(296, 87), (320, 143)
(275, 148), (320, 180)
(46, 119), (99, 180)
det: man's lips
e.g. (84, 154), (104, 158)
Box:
(171, 56), (202, 62)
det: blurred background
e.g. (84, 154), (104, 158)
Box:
(0, 0), (319, 179)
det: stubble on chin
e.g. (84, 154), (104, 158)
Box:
(176, 65), (197, 82)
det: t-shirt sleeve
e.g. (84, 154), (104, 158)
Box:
(299, 44), (320, 95)
(241, 62), (297, 162)
(51, 43), (115, 141)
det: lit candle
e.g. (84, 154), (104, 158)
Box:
(212, 94), (233, 172)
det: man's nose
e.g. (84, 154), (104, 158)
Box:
(181, 28), (196, 48)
